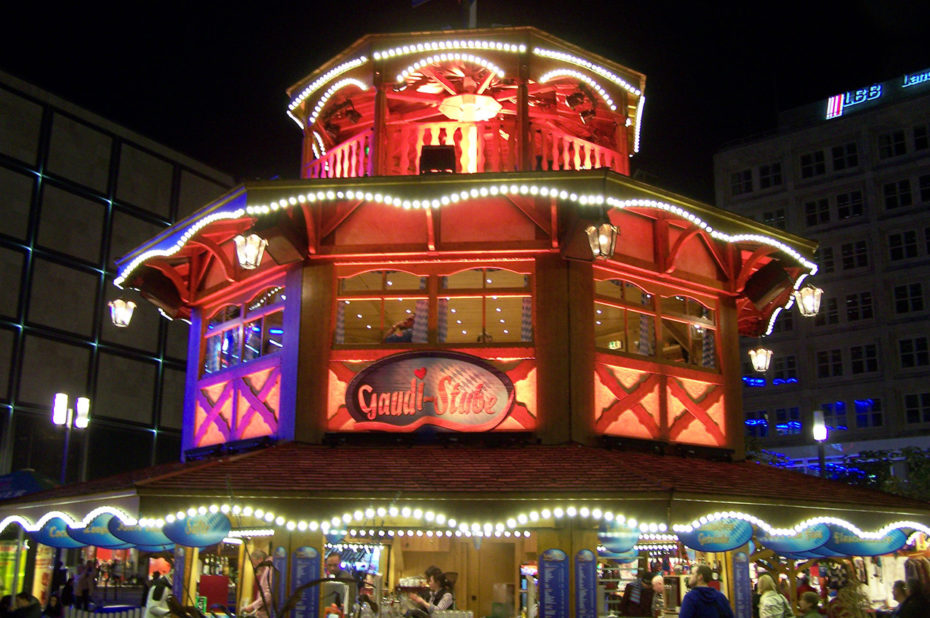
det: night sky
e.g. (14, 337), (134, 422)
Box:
(2, 1), (927, 202)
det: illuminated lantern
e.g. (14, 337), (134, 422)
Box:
(108, 299), (136, 327)
(794, 284), (823, 317)
(585, 223), (619, 259)
(52, 393), (69, 426)
(75, 397), (91, 429)
(812, 409), (827, 442)
(438, 94), (502, 122)
(748, 344), (773, 373)
(234, 234), (268, 269)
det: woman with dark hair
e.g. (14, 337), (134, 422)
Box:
(43, 595), (63, 618)
(408, 566), (454, 617)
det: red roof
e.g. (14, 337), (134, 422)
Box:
(5, 441), (927, 515)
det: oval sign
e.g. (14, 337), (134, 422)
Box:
(597, 521), (640, 553)
(33, 517), (86, 548)
(345, 351), (515, 431)
(67, 514), (132, 548)
(162, 513), (231, 548)
(756, 523), (830, 554)
(677, 518), (753, 552)
(108, 518), (174, 547)
(823, 525), (907, 556)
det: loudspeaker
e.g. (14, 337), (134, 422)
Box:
(743, 260), (789, 309)
(419, 145), (456, 174)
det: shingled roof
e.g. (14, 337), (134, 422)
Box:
(5, 441), (927, 520)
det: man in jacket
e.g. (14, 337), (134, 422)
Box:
(679, 565), (734, 618)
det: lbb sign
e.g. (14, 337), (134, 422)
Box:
(345, 351), (515, 431)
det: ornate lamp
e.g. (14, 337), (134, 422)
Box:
(812, 409), (828, 477)
(585, 223), (619, 260)
(794, 284), (823, 317)
(108, 299), (136, 327)
(234, 234), (268, 270)
(748, 343), (773, 373)
(438, 94), (502, 122)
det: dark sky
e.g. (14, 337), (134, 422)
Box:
(3, 1), (927, 202)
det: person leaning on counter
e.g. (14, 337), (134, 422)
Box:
(407, 566), (454, 617)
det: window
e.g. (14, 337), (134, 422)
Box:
(878, 130), (906, 159)
(840, 240), (868, 270)
(758, 163), (782, 189)
(800, 150), (825, 178)
(816, 349), (843, 378)
(202, 285), (286, 376)
(817, 247), (834, 274)
(771, 310), (793, 333)
(762, 209), (786, 230)
(920, 174), (930, 203)
(774, 407), (801, 435)
(772, 355), (797, 383)
(804, 198), (829, 227)
(850, 344), (878, 374)
(334, 267), (532, 345)
(821, 401), (847, 431)
(731, 169), (752, 196)
(594, 276), (717, 370)
(899, 336), (930, 368)
(745, 410), (768, 438)
(888, 231), (918, 261)
(832, 142), (858, 170)
(884, 180), (912, 210)
(845, 292), (873, 322)
(894, 283), (923, 314)
(905, 393), (930, 424)
(836, 190), (864, 220)
(814, 297), (838, 326)
(854, 398), (882, 428)
(915, 125), (929, 151)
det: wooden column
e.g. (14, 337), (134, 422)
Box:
(370, 70), (388, 176)
(534, 254), (572, 444)
(568, 260), (596, 445)
(294, 262), (335, 443)
(719, 295), (745, 459)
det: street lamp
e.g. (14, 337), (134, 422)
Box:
(812, 409), (828, 478)
(748, 343), (773, 373)
(52, 393), (90, 484)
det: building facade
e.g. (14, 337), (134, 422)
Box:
(0, 70), (234, 484)
(714, 69), (930, 474)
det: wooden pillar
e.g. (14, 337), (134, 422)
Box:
(534, 254), (571, 443)
(371, 70), (388, 176)
(568, 260), (596, 445)
(516, 58), (531, 171)
(719, 295), (745, 459)
(295, 262), (335, 443)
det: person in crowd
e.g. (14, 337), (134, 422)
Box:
(50, 562), (66, 598)
(241, 550), (274, 618)
(796, 574), (814, 598)
(619, 572), (656, 617)
(60, 577), (74, 608)
(143, 570), (172, 618)
(42, 595), (63, 618)
(890, 580), (907, 616)
(408, 566), (454, 618)
(651, 574), (665, 618)
(825, 578), (868, 618)
(895, 578), (930, 618)
(384, 315), (415, 342)
(322, 551), (355, 609)
(679, 564), (734, 618)
(797, 591), (821, 618)
(75, 560), (96, 610)
(11, 593), (41, 618)
(757, 573), (793, 618)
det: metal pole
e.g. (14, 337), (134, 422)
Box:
(818, 442), (826, 478)
(60, 415), (72, 484)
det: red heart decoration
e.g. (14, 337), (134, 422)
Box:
(414, 367), (427, 380)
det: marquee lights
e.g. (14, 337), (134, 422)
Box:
(288, 56), (369, 113)
(532, 47), (641, 97)
(374, 40), (527, 61)
(633, 96), (646, 153)
(114, 182), (818, 294)
(307, 78), (370, 127)
(4, 503), (925, 549)
(396, 53), (505, 84)
(538, 69), (617, 111)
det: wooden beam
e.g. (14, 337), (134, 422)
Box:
(420, 66), (457, 96)
(189, 237), (236, 283)
(320, 200), (364, 240)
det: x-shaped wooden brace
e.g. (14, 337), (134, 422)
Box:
(594, 364), (661, 436)
(666, 378), (725, 445)
(194, 381), (234, 446)
(234, 367), (282, 438)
